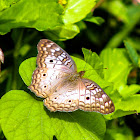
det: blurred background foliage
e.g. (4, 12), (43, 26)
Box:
(0, 0), (140, 139)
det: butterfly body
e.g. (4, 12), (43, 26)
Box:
(29, 39), (115, 114)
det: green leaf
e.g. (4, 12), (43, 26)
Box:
(124, 40), (139, 66)
(82, 48), (104, 78)
(44, 24), (80, 41)
(76, 21), (87, 30)
(0, 90), (106, 140)
(105, 93), (140, 119)
(63, 0), (96, 24)
(0, 0), (63, 35)
(19, 57), (36, 86)
(84, 17), (105, 25)
(115, 95), (140, 114)
(100, 48), (132, 90)
(119, 84), (140, 98)
(0, 124), (4, 139)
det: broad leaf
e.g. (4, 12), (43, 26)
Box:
(0, 90), (106, 140)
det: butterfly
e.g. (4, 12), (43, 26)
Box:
(28, 39), (115, 114)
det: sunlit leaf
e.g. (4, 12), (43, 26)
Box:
(63, 0), (96, 24)
(100, 48), (132, 90)
(0, 90), (106, 140)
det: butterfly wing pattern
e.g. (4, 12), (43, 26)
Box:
(29, 39), (115, 114)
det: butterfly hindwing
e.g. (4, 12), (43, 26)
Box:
(43, 77), (115, 114)
(79, 79), (115, 114)
(43, 79), (80, 112)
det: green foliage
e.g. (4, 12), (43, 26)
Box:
(0, 90), (105, 140)
(0, 0), (140, 139)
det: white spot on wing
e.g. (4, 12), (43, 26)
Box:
(46, 55), (56, 59)
(58, 56), (63, 61)
(109, 100), (112, 104)
(46, 63), (55, 68)
(43, 47), (47, 51)
(57, 61), (62, 64)
(102, 94), (106, 99)
(61, 53), (66, 58)
(105, 102), (109, 107)
(96, 88), (99, 92)
(47, 44), (52, 48)
(86, 90), (90, 94)
(51, 49), (55, 53)
(99, 98), (103, 102)
(91, 90), (96, 95)
(55, 47), (60, 51)
(99, 88), (102, 92)
(101, 105), (104, 110)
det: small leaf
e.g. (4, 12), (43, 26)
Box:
(84, 17), (105, 25)
(0, 90), (106, 140)
(124, 40), (139, 66)
(82, 48), (104, 78)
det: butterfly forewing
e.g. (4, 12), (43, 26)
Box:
(29, 39), (77, 97)
(37, 39), (77, 72)
(29, 39), (115, 114)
